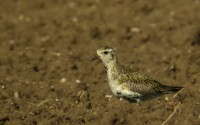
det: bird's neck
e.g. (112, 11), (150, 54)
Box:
(104, 60), (120, 71)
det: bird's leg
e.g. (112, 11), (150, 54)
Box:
(134, 97), (141, 103)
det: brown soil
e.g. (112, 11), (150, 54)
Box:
(0, 0), (200, 125)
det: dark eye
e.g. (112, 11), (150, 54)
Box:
(104, 51), (108, 54)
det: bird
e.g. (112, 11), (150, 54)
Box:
(96, 46), (183, 103)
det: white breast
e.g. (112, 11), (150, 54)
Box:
(107, 69), (119, 96)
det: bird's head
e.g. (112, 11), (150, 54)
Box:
(97, 46), (117, 66)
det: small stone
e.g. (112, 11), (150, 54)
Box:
(9, 40), (15, 45)
(149, 23), (156, 28)
(69, 2), (76, 8)
(25, 81), (30, 84)
(165, 97), (169, 101)
(52, 52), (61, 57)
(120, 118), (125, 123)
(187, 49), (192, 53)
(147, 69), (151, 73)
(1, 85), (5, 89)
(169, 11), (175, 16)
(105, 95), (112, 98)
(131, 27), (140, 33)
(18, 14), (25, 20)
(72, 17), (78, 23)
(55, 98), (59, 102)
(51, 85), (54, 89)
(169, 64), (176, 72)
(76, 79), (81, 83)
(60, 78), (66, 83)
(41, 36), (50, 42)
(14, 92), (19, 98)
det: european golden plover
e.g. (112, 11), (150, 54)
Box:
(96, 46), (183, 103)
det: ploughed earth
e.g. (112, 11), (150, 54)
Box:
(0, 0), (200, 125)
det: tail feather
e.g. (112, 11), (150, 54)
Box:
(165, 86), (183, 94)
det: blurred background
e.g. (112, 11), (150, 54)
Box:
(0, 0), (200, 124)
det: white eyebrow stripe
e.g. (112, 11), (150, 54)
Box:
(104, 49), (113, 52)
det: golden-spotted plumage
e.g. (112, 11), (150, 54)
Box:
(97, 46), (183, 103)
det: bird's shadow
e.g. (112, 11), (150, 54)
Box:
(122, 93), (165, 103)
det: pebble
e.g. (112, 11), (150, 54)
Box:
(9, 40), (15, 45)
(165, 97), (169, 101)
(149, 23), (156, 28)
(25, 81), (30, 84)
(69, 2), (76, 8)
(41, 36), (50, 42)
(72, 17), (78, 23)
(60, 78), (66, 83)
(18, 14), (31, 22)
(52, 52), (61, 57)
(105, 95), (112, 98)
(169, 11), (175, 16)
(76, 79), (81, 83)
(131, 27), (140, 33)
(50, 85), (54, 89)
(147, 69), (151, 73)
(14, 92), (19, 98)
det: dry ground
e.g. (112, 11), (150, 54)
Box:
(0, 0), (200, 125)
